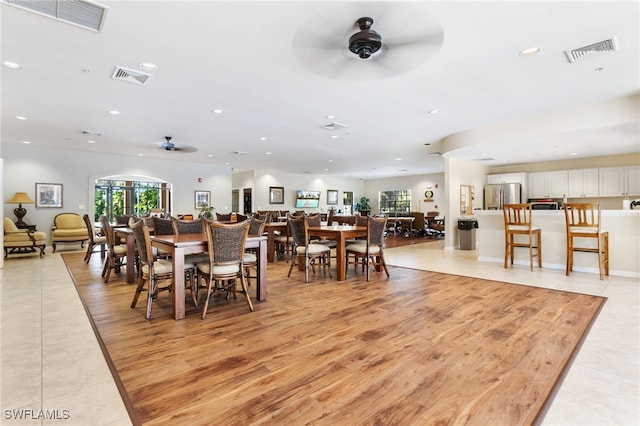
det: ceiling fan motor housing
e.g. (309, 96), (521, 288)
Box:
(349, 17), (382, 59)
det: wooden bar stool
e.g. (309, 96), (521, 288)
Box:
(563, 202), (609, 280)
(502, 203), (542, 271)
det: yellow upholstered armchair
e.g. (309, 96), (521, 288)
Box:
(51, 213), (89, 252)
(3, 217), (47, 258)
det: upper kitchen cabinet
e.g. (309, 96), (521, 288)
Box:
(599, 166), (640, 197)
(528, 171), (569, 199)
(568, 168), (599, 198)
(487, 172), (527, 184)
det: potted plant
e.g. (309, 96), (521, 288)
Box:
(198, 206), (215, 220)
(355, 196), (371, 216)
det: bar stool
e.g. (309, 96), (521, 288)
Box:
(502, 203), (542, 271)
(563, 202), (609, 280)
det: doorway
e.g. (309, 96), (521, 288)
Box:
(243, 188), (252, 214)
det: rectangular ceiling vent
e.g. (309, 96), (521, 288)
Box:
(6, 0), (108, 32)
(111, 66), (152, 86)
(565, 37), (618, 63)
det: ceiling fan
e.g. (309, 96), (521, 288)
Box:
(158, 136), (197, 153)
(292, 3), (444, 80)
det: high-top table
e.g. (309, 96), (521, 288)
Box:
(307, 225), (367, 281)
(150, 233), (267, 320)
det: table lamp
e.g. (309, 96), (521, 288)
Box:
(7, 192), (35, 227)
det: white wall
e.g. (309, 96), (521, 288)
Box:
(234, 169), (365, 214)
(444, 157), (489, 249)
(2, 144), (232, 239)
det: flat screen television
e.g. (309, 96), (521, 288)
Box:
(295, 190), (321, 208)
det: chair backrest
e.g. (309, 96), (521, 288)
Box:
(114, 214), (132, 225)
(172, 217), (206, 234)
(216, 212), (232, 222)
(235, 213), (248, 222)
(54, 212), (85, 229)
(306, 214), (321, 227)
(148, 209), (166, 218)
(128, 217), (154, 267)
(99, 215), (118, 248)
(355, 215), (368, 227)
(82, 214), (97, 243)
(368, 216), (388, 246)
(153, 217), (175, 235)
(204, 220), (250, 265)
(287, 214), (308, 247)
(327, 210), (335, 224)
(3, 217), (20, 233)
(503, 203), (533, 231)
(564, 202), (602, 233)
(248, 216), (267, 237)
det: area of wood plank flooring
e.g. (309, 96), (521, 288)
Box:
(63, 237), (605, 425)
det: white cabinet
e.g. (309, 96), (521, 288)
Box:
(528, 171), (568, 198)
(568, 168), (599, 197)
(599, 166), (639, 197)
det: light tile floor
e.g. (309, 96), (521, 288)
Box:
(1, 242), (638, 425)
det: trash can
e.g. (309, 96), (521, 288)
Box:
(458, 218), (478, 250)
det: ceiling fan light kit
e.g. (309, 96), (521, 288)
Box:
(348, 17), (382, 59)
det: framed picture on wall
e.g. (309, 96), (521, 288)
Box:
(194, 190), (210, 209)
(35, 183), (63, 208)
(327, 189), (338, 205)
(269, 186), (284, 204)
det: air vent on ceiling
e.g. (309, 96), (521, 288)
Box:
(111, 66), (152, 85)
(322, 122), (347, 130)
(565, 37), (618, 63)
(6, 0), (108, 32)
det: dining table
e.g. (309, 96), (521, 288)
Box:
(307, 225), (367, 281)
(150, 233), (267, 320)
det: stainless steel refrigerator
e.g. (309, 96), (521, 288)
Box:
(483, 183), (521, 210)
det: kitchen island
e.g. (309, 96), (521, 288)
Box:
(475, 210), (640, 278)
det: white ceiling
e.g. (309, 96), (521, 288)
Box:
(2, 0), (639, 179)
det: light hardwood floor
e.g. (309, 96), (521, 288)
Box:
(0, 238), (638, 425)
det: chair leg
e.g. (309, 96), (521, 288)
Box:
(201, 277), (214, 320)
(146, 278), (156, 320)
(566, 235), (573, 276)
(239, 274), (254, 312)
(537, 231), (542, 268)
(130, 275), (146, 309)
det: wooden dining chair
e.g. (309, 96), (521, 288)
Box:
(99, 215), (128, 283)
(345, 216), (389, 281)
(128, 217), (174, 319)
(563, 202), (609, 280)
(83, 213), (106, 263)
(502, 203), (542, 271)
(196, 220), (253, 319)
(287, 214), (332, 283)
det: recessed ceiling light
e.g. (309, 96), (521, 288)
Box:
(519, 47), (541, 57)
(138, 153), (144, 156)
(330, 135), (339, 139)
(108, 110), (120, 115)
(396, 157), (403, 161)
(207, 154), (214, 157)
(265, 152), (272, 155)
(139, 62), (158, 71)
(327, 115), (336, 119)
(87, 140), (96, 144)
(212, 109), (224, 114)
(22, 140), (31, 144)
(260, 137), (268, 141)
(428, 109), (440, 115)
(569, 152), (578, 156)
(16, 116), (27, 120)
(328, 159), (333, 163)
(2, 61), (21, 69)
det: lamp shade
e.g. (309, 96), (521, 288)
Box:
(7, 192), (35, 204)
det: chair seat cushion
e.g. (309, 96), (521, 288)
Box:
(94, 235), (107, 244)
(52, 229), (88, 239)
(196, 262), (240, 275)
(569, 226), (604, 234)
(142, 259), (173, 275)
(507, 225), (540, 232)
(5, 230), (47, 243)
(112, 245), (127, 255)
(244, 253), (257, 263)
(294, 243), (331, 255)
(346, 243), (381, 255)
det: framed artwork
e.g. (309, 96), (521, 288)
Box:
(327, 189), (339, 205)
(194, 190), (210, 209)
(35, 183), (63, 208)
(269, 186), (284, 204)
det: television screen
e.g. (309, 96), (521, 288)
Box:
(295, 190), (320, 208)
